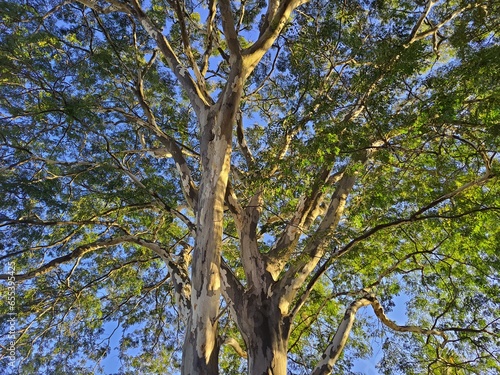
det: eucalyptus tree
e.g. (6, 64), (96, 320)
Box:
(1, 0), (499, 374)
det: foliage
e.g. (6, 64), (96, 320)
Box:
(1, 0), (499, 374)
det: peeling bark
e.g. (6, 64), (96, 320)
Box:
(182, 55), (245, 374)
(181, 114), (231, 374)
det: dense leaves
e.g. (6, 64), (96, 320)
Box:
(1, 0), (499, 374)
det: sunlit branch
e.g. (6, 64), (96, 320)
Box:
(276, 140), (384, 304)
(266, 167), (333, 264)
(219, 0), (241, 57)
(290, 180), (497, 319)
(243, 0), (310, 75)
(76, 0), (129, 14)
(77, 0), (213, 114)
(201, 0), (217, 76)
(129, 0), (213, 113)
(311, 295), (372, 375)
(407, 0), (437, 44)
(408, 2), (484, 46)
(222, 337), (247, 359)
(367, 294), (448, 339)
(334, 171), (496, 260)
(311, 291), (452, 374)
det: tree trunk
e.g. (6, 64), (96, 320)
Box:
(241, 293), (291, 375)
(181, 109), (232, 374)
(182, 51), (243, 371)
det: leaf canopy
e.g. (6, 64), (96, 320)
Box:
(1, 0), (499, 373)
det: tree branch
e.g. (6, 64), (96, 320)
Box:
(243, 0), (309, 75)
(133, 75), (199, 209)
(266, 167), (334, 267)
(333, 171), (496, 260)
(311, 292), (451, 375)
(367, 294), (448, 339)
(311, 296), (372, 375)
(222, 336), (247, 359)
(76, 0), (212, 113)
(0, 236), (134, 281)
(126, 236), (192, 322)
(168, 0), (205, 85)
(272, 140), (390, 309)
(201, 0), (217, 76)
(219, 0), (241, 57)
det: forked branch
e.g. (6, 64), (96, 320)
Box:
(311, 293), (449, 375)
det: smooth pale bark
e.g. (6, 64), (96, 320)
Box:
(181, 110), (232, 374)
(182, 52), (245, 372)
(311, 297), (372, 375)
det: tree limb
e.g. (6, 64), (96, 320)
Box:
(311, 296), (372, 375)
(168, 0), (205, 85)
(0, 236), (134, 281)
(243, 0), (309, 75)
(125, 236), (192, 322)
(366, 294), (448, 340)
(222, 337), (247, 359)
(133, 75), (199, 209)
(87, 0), (214, 115)
(219, 0), (241, 58)
(311, 292), (450, 375)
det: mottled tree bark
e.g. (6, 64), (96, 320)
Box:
(240, 293), (291, 375)
(181, 54), (245, 373)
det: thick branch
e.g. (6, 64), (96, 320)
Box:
(239, 192), (271, 290)
(311, 296), (372, 375)
(266, 167), (334, 266)
(274, 141), (384, 308)
(222, 337), (247, 359)
(219, 0), (241, 57)
(76, 0), (212, 113)
(367, 294), (447, 339)
(168, 0), (205, 85)
(201, 0), (217, 76)
(243, 0), (309, 75)
(311, 293), (450, 375)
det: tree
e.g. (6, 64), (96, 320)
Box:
(1, 0), (499, 373)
